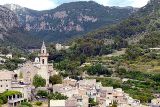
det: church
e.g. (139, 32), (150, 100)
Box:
(15, 42), (57, 86)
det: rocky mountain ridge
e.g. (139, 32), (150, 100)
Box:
(4, 1), (137, 42)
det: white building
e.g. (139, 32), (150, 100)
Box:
(0, 70), (16, 93)
(55, 43), (70, 51)
(151, 98), (160, 107)
(0, 70), (31, 100)
(50, 100), (66, 107)
(0, 53), (12, 64)
(19, 57), (26, 61)
(11, 81), (31, 99)
(6, 53), (13, 59)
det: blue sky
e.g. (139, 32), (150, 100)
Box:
(0, 0), (149, 10)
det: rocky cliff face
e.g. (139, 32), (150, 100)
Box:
(0, 5), (19, 40)
(4, 2), (137, 42)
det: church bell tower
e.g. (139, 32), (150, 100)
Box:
(38, 41), (50, 86)
(39, 41), (49, 65)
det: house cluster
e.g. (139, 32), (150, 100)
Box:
(50, 77), (143, 107)
(0, 70), (31, 107)
(55, 43), (70, 51)
(0, 53), (26, 65)
(0, 42), (57, 107)
(0, 42), (159, 107)
(0, 53), (12, 64)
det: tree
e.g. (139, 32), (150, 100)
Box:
(37, 90), (48, 98)
(113, 36), (128, 50)
(126, 45), (143, 60)
(87, 64), (112, 76)
(5, 60), (17, 71)
(1, 48), (9, 55)
(28, 52), (38, 61)
(33, 75), (46, 88)
(48, 92), (68, 100)
(79, 54), (86, 65)
(49, 75), (62, 85)
(0, 91), (22, 104)
(89, 98), (98, 106)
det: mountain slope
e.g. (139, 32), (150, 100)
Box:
(79, 0), (160, 48)
(0, 5), (18, 40)
(4, 1), (137, 42)
(0, 5), (41, 48)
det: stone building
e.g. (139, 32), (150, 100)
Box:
(15, 42), (57, 86)
(0, 70), (31, 100)
(55, 43), (70, 51)
(151, 98), (160, 107)
(0, 70), (16, 93)
(16, 61), (39, 84)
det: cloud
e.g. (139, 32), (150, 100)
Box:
(105, 0), (149, 7)
(0, 0), (58, 10)
(58, 0), (149, 8)
(56, 0), (109, 6)
(131, 0), (149, 7)
(0, 0), (149, 10)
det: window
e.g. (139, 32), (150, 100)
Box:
(43, 50), (44, 53)
(6, 80), (7, 81)
(0, 85), (2, 87)
(42, 59), (45, 64)
(6, 85), (8, 87)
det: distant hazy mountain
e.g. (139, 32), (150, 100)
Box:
(4, 1), (136, 43)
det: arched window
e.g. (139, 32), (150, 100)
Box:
(43, 50), (44, 53)
(42, 59), (45, 64)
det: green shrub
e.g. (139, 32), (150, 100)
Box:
(35, 101), (42, 106)
(0, 99), (3, 104)
(0, 99), (2, 107)
(0, 91), (21, 104)
(48, 92), (68, 100)
(20, 102), (32, 107)
(37, 90), (48, 98)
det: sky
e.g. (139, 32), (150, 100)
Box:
(0, 0), (150, 10)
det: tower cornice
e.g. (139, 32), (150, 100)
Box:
(38, 53), (49, 57)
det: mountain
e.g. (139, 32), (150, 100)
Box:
(0, 5), (42, 48)
(0, 5), (18, 41)
(4, 1), (137, 43)
(78, 0), (160, 48)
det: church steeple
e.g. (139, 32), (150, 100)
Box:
(41, 41), (47, 54)
(39, 41), (49, 65)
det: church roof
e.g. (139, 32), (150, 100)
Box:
(41, 41), (46, 49)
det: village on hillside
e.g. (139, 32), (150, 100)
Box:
(2, 0), (160, 107)
(0, 42), (159, 107)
